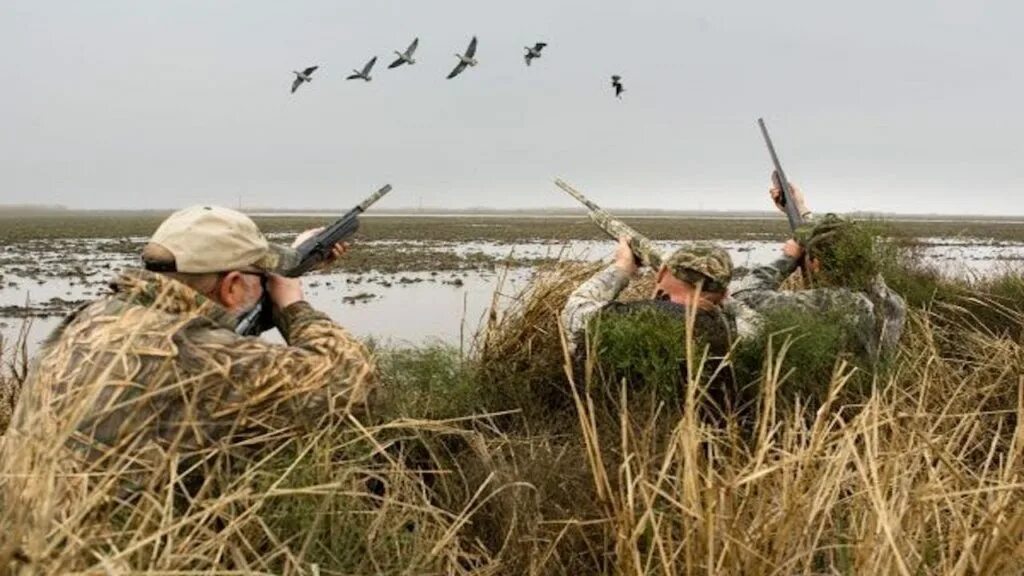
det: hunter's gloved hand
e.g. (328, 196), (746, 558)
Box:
(769, 171), (810, 218)
(613, 236), (639, 276)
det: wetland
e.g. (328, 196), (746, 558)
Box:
(3, 211), (1024, 351)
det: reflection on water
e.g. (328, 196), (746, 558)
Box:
(292, 270), (531, 347)
(1, 270), (532, 354)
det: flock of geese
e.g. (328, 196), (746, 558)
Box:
(289, 36), (626, 98)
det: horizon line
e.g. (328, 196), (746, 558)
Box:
(4, 204), (1024, 220)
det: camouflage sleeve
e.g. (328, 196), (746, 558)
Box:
(866, 273), (907, 355)
(730, 253), (801, 295)
(560, 264), (632, 353)
(729, 287), (877, 355)
(181, 301), (378, 429)
(267, 301), (378, 418)
(730, 213), (820, 294)
(729, 282), (905, 360)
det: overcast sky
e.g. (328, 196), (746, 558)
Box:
(1, 1), (1021, 214)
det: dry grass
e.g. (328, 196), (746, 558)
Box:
(560, 308), (1024, 574)
(3, 262), (1024, 574)
(474, 262), (659, 415)
(0, 325), (29, 437)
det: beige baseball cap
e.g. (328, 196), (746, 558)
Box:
(142, 205), (299, 274)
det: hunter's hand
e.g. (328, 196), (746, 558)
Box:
(266, 274), (303, 310)
(783, 239), (804, 260)
(614, 236), (639, 276)
(292, 227), (350, 267)
(769, 172), (810, 217)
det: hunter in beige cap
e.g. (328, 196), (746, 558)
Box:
(7, 203), (376, 505)
(142, 205), (300, 274)
(137, 205), (347, 320)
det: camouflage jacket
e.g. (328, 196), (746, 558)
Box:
(727, 254), (905, 359)
(5, 269), (377, 488)
(561, 264), (635, 355)
(562, 256), (906, 359)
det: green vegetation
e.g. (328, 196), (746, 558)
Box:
(732, 307), (863, 408)
(584, 303), (734, 413)
(803, 217), (890, 291)
(375, 343), (485, 420)
(589, 306), (691, 402)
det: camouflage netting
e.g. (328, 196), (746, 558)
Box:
(799, 215), (887, 291)
(584, 300), (736, 411)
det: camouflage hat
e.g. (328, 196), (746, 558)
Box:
(142, 205), (299, 274)
(795, 214), (852, 253)
(662, 243), (733, 293)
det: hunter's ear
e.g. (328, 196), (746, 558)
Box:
(217, 271), (246, 308)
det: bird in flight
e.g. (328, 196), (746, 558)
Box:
(524, 42), (547, 66)
(290, 65), (318, 93)
(347, 56), (378, 82)
(611, 75), (625, 98)
(388, 38), (419, 69)
(446, 36), (478, 79)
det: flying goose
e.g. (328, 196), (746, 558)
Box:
(346, 56), (378, 81)
(611, 75), (625, 98)
(524, 42), (547, 66)
(446, 36), (478, 79)
(290, 65), (318, 93)
(388, 37), (419, 69)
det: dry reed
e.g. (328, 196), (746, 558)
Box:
(0, 323), (29, 437)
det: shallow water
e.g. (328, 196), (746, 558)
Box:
(3, 237), (1023, 354)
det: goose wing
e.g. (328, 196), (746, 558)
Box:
(406, 37), (419, 56)
(362, 56), (377, 75)
(446, 60), (468, 79)
(534, 42), (547, 52)
(346, 72), (363, 80)
(464, 36), (478, 58)
(302, 66), (318, 76)
(388, 56), (406, 69)
(291, 76), (303, 93)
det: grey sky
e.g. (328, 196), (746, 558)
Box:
(1, 1), (1021, 214)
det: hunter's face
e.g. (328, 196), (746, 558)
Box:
(653, 268), (725, 309)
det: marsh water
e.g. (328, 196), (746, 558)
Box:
(2, 235), (1023, 355)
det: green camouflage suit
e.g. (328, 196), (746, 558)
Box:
(4, 269), (377, 492)
(726, 253), (906, 360)
(562, 250), (906, 360)
(561, 243), (735, 356)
